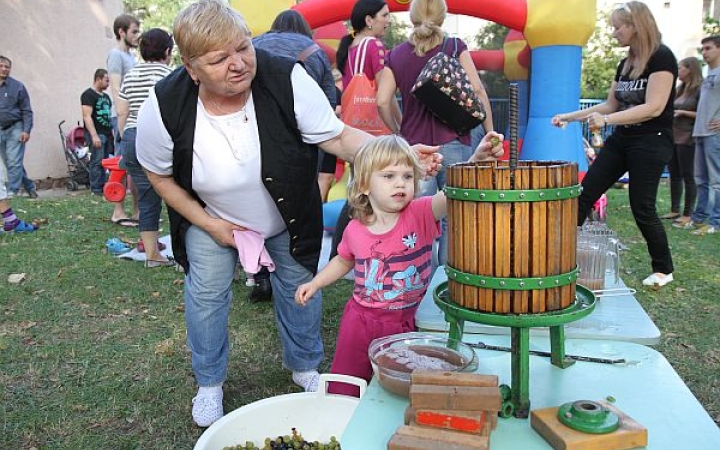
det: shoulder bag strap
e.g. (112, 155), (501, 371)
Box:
(352, 37), (372, 76)
(297, 43), (321, 63)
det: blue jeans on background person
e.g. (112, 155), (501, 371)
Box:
(691, 134), (720, 228)
(417, 139), (473, 267)
(85, 131), (113, 194)
(121, 128), (162, 231)
(184, 225), (323, 387)
(0, 122), (35, 194)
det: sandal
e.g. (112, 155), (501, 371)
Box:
(660, 212), (680, 220)
(145, 257), (175, 268)
(642, 273), (673, 287)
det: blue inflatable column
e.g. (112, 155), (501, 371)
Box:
(520, 46), (587, 171)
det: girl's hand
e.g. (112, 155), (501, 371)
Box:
(585, 112), (605, 130)
(295, 282), (318, 306)
(470, 132), (505, 162)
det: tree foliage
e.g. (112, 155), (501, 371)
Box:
(124, 0), (190, 31)
(580, 9), (623, 99)
(472, 22), (510, 98)
(383, 14), (411, 50)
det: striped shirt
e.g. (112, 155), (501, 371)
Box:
(118, 62), (172, 131)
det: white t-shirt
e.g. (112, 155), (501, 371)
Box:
(136, 65), (344, 238)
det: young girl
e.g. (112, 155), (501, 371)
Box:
(295, 133), (503, 396)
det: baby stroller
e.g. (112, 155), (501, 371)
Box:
(59, 120), (91, 191)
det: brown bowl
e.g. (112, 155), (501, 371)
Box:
(368, 332), (478, 397)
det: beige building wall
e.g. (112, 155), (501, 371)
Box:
(1, 0), (123, 183)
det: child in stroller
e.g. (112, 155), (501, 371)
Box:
(59, 120), (91, 191)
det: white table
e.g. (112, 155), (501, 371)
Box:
(341, 336), (720, 450)
(416, 267), (661, 345)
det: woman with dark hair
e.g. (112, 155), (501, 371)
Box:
(663, 56), (702, 226)
(270, 9), (313, 37)
(330, 0), (398, 260)
(117, 28), (174, 267)
(553, 1), (677, 287)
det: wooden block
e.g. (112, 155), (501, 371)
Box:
(413, 409), (487, 434)
(530, 402), (648, 450)
(410, 384), (502, 411)
(404, 406), (415, 425)
(395, 425), (490, 450)
(411, 371), (498, 388)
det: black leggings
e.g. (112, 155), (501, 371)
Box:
(667, 143), (697, 216)
(578, 131), (674, 274)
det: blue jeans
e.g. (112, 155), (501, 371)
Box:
(0, 122), (35, 194)
(184, 225), (323, 387)
(121, 128), (163, 231)
(85, 131), (113, 194)
(417, 140), (473, 267)
(691, 135), (720, 227)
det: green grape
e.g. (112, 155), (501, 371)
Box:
(490, 136), (501, 147)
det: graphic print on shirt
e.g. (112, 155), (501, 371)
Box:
(95, 95), (112, 129)
(362, 233), (425, 304)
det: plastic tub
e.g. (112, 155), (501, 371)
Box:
(193, 374), (367, 450)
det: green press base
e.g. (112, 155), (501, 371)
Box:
(433, 282), (597, 419)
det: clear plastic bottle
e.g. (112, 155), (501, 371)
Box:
(590, 129), (604, 149)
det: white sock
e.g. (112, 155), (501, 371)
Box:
(198, 385), (223, 397)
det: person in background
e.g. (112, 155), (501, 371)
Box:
(662, 57), (702, 226)
(0, 55), (36, 199)
(377, 0), (494, 268)
(681, 35), (720, 236)
(0, 151), (36, 232)
(330, 0), (395, 261)
(252, 9), (338, 301)
(295, 133), (503, 397)
(116, 28), (174, 267)
(552, 1), (676, 287)
(107, 13), (141, 227)
(135, 0), (441, 427)
(81, 69), (115, 205)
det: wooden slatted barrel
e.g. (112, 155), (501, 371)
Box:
(445, 160), (580, 314)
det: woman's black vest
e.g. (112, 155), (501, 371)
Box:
(153, 49), (322, 274)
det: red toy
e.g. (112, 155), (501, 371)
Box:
(101, 156), (126, 202)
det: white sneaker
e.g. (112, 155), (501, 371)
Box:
(292, 370), (320, 392)
(642, 273), (673, 287)
(192, 386), (224, 427)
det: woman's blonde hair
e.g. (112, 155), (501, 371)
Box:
(173, 0), (251, 62)
(677, 56), (703, 99)
(408, 0), (447, 56)
(612, 1), (662, 79)
(348, 135), (422, 225)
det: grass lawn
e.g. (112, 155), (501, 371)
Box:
(0, 184), (718, 449)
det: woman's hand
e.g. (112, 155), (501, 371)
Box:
(295, 282), (318, 306)
(551, 114), (569, 128)
(585, 112), (606, 131)
(205, 217), (246, 248)
(710, 119), (720, 132)
(412, 144), (443, 178)
(470, 132), (505, 162)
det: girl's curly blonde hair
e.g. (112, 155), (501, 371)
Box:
(348, 135), (423, 225)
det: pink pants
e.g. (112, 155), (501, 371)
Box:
(328, 299), (417, 397)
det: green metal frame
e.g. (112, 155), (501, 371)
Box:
(433, 282), (596, 418)
(444, 184), (582, 203)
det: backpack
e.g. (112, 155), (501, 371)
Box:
(341, 38), (392, 136)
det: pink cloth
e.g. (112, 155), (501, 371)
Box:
(337, 196), (440, 310)
(341, 37), (386, 89)
(233, 229), (274, 274)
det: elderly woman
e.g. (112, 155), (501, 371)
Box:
(137, 0), (499, 428)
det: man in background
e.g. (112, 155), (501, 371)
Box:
(107, 13), (141, 225)
(81, 70), (115, 210)
(0, 55), (36, 199)
(685, 35), (720, 235)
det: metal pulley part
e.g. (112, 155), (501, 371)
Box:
(557, 400), (620, 434)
